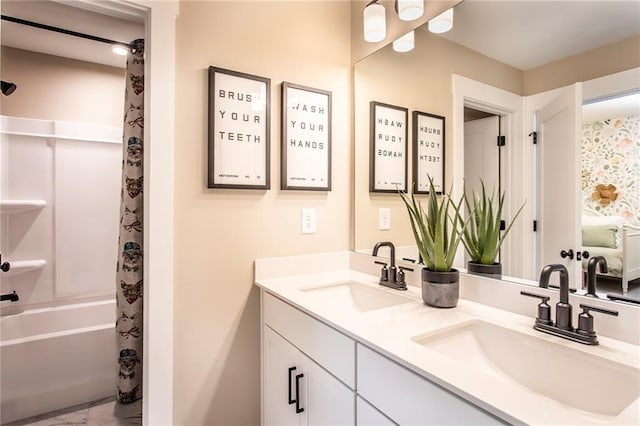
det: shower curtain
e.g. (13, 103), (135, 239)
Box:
(116, 39), (144, 404)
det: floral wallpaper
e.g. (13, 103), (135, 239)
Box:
(582, 114), (640, 224)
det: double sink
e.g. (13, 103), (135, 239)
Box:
(300, 280), (640, 419)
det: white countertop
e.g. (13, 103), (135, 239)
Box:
(255, 252), (640, 425)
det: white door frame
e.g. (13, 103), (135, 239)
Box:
(452, 75), (530, 278)
(72, 1), (177, 424)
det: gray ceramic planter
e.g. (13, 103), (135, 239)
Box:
(467, 261), (502, 279)
(421, 268), (459, 308)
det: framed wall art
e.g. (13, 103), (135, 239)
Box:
(208, 66), (270, 189)
(369, 101), (408, 193)
(412, 111), (445, 194)
(281, 82), (332, 191)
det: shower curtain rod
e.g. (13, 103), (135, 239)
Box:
(1, 15), (132, 48)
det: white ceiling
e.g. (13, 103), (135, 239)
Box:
(1, 0), (144, 69)
(433, 0), (640, 71)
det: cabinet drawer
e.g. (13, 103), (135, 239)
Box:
(263, 291), (355, 388)
(357, 344), (502, 425)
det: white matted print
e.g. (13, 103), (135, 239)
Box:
(208, 66), (270, 189)
(413, 111), (445, 194)
(281, 82), (331, 190)
(370, 101), (408, 193)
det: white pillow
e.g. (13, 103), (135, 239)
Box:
(581, 215), (624, 227)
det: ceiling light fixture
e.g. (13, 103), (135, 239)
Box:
(112, 45), (129, 56)
(396, 0), (424, 21)
(393, 30), (414, 53)
(428, 7), (454, 34)
(363, 0), (386, 43)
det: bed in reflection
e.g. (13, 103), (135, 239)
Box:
(582, 209), (640, 294)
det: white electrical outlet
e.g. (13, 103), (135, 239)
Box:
(379, 208), (391, 230)
(301, 208), (317, 234)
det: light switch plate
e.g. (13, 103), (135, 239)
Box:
(379, 208), (391, 230)
(301, 208), (317, 234)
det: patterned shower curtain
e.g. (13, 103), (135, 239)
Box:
(116, 39), (144, 404)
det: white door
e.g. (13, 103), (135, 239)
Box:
(263, 326), (303, 426)
(464, 115), (500, 198)
(464, 115), (504, 265)
(305, 355), (354, 426)
(535, 83), (583, 286)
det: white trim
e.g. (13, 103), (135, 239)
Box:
(139, 2), (177, 425)
(583, 67), (640, 103)
(452, 75), (530, 279)
(0, 116), (121, 143)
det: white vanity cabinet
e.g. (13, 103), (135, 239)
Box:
(262, 292), (355, 425)
(261, 290), (503, 426)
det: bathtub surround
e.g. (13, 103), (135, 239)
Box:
(116, 39), (145, 404)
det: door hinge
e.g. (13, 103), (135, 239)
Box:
(529, 131), (537, 144)
(500, 220), (506, 231)
(533, 220), (538, 232)
(497, 135), (506, 146)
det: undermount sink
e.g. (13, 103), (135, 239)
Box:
(413, 320), (640, 417)
(300, 281), (413, 313)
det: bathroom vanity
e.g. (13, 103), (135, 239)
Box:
(255, 252), (640, 425)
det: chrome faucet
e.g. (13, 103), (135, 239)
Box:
(586, 256), (608, 297)
(539, 264), (572, 330)
(372, 241), (407, 290)
(522, 263), (618, 345)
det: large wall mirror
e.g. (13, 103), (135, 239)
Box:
(353, 0), (640, 301)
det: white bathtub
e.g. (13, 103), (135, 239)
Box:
(1, 299), (117, 424)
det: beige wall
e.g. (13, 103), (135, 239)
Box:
(0, 47), (124, 126)
(523, 35), (640, 95)
(354, 29), (522, 251)
(173, 1), (352, 425)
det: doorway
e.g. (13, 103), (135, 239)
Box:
(1, 1), (177, 424)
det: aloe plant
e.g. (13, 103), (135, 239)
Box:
(398, 177), (468, 272)
(462, 180), (525, 265)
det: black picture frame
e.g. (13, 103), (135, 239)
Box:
(369, 101), (408, 193)
(412, 111), (445, 194)
(281, 82), (332, 191)
(207, 66), (271, 189)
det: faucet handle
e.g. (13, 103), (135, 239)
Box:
(397, 266), (414, 287)
(576, 304), (618, 342)
(374, 261), (389, 282)
(520, 291), (553, 326)
(579, 304), (618, 317)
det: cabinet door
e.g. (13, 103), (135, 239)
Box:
(356, 396), (396, 426)
(263, 326), (304, 426)
(263, 325), (355, 426)
(304, 357), (355, 426)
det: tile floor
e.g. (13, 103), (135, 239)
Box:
(5, 397), (142, 426)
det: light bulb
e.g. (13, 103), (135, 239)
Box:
(112, 45), (129, 56)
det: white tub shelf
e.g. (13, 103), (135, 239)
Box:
(4, 260), (47, 278)
(0, 200), (46, 214)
